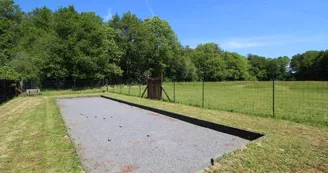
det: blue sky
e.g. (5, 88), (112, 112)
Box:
(15, 0), (328, 58)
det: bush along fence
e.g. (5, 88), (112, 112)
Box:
(0, 80), (17, 104)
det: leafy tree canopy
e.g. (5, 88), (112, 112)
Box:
(0, 1), (326, 84)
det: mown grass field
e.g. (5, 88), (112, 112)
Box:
(1, 89), (327, 172)
(112, 81), (328, 127)
(0, 95), (86, 172)
(40, 88), (107, 96)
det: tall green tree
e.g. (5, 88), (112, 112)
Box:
(0, 0), (23, 65)
(247, 54), (268, 80)
(290, 50), (327, 80)
(167, 46), (197, 81)
(45, 6), (122, 81)
(0, 66), (19, 80)
(223, 52), (250, 80)
(191, 43), (225, 80)
(109, 12), (148, 81)
(143, 16), (182, 78)
(11, 7), (54, 84)
(316, 50), (328, 80)
(266, 56), (290, 80)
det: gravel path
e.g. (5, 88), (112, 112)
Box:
(57, 97), (249, 173)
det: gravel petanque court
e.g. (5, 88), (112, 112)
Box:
(57, 97), (250, 173)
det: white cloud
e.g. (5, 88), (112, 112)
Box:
(182, 33), (328, 50)
(223, 41), (265, 49)
(104, 8), (112, 21)
(222, 33), (328, 49)
(146, 0), (155, 17)
(221, 35), (280, 49)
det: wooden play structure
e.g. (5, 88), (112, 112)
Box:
(141, 78), (171, 101)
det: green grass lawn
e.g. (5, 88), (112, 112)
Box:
(40, 87), (107, 96)
(0, 96), (84, 172)
(111, 81), (328, 127)
(1, 90), (327, 172)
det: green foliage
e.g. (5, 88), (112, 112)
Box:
(223, 52), (250, 80)
(191, 43), (225, 80)
(248, 54), (291, 80)
(247, 54), (268, 80)
(266, 56), (290, 80)
(109, 12), (149, 81)
(109, 13), (182, 81)
(0, 66), (19, 80)
(15, 5), (122, 82)
(290, 50), (328, 80)
(190, 44), (251, 81)
(0, 0), (23, 65)
(143, 16), (182, 77)
(9, 52), (40, 81)
(0, 1), (326, 82)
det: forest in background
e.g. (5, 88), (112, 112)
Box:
(1, 0), (327, 85)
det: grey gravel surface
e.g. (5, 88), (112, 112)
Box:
(57, 97), (249, 173)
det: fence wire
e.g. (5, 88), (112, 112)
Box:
(35, 70), (327, 126)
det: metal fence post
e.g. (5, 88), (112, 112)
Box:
(106, 79), (108, 92)
(202, 74), (205, 108)
(139, 83), (141, 96)
(128, 83), (131, 95)
(173, 81), (176, 103)
(3, 80), (6, 101)
(73, 80), (76, 89)
(272, 73), (275, 117)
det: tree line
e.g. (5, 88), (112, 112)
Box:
(0, 0), (327, 85)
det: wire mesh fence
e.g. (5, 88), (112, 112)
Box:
(107, 71), (327, 126)
(35, 79), (108, 96)
(274, 81), (327, 126)
(110, 84), (147, 97)
(163, 81), (274, 116)
(108, 79), (147, 97)
(35, 70), (327, 126)
(41, 79), (106, 90)
(164, 80), (327, 126)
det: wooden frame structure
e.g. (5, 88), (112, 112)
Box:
(141, 78), (171, 102)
